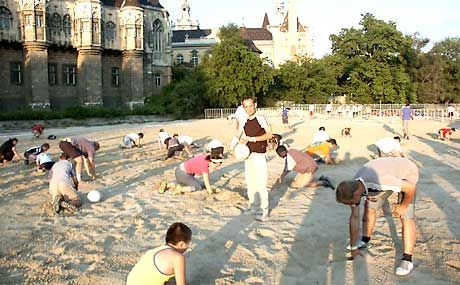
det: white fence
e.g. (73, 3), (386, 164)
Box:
(204, 104), (460, 122)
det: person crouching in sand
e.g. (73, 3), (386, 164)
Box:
(127, 222), (192, 285)
(49, 153), (81, 214)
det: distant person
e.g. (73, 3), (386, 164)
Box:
(437, 127), (456, 140)
(447, 105), (456, 120)
(24, 143), (49, 165)
(281, 107), (291, 129)
(275, 145), (335, 190)
(127, 222), (192, 285)
(374, 137), (404, 157)
(311, 127), (330, 145)
(309, 104), (315, 118)
(162, 153), (223, 195)
(325, 103), (333, 117)
(59, 136), (99, 182)
(158, 128), (171, 150)
(31, 123), (44, 139)
(121, 133), (144, 148)
(401, 103), (414, 140)
(335, 157), (419, 276)
(36, 145), (55, 171)
(164, 135), (193, 160)
(306, 139), (338, 165)
(49, 153), (81, 214)
(0, 138), (20, 164)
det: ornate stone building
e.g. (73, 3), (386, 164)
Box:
(0, 0), (172, 110)
(170, 0), (312, 68)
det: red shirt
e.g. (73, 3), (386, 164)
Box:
(184, 154), (210, 175)
(440, 128), (453, 138)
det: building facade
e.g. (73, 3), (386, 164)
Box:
(0, 0), (172, 110)
(170, 0), (312, 69)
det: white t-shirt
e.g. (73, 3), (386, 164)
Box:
(208, 139), (224, 150)
(177, 135), (194, 145)
(326, 104), (333, 112)
(311, 130), (330, 145)
(447, 106), (455, 113)
(375, 138), (402, 154)
(126, 133), (140, 141)
(309, 104), (315, 112)
(234, 105), (249, 130)
(158, 131), (170, 144)
(36, 152), (53, 165)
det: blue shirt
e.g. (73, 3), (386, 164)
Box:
(401, 106), (413, 120)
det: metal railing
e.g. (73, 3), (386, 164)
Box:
(205, 104), (459, 122)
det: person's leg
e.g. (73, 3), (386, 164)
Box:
(175, 166), (201, 192)
(401, 218), (416, 255)
(252, 153), (268, 218)
(74, 156), (83, 182)
(363, 191), (393, 241)
(291, 172), (313, 188)
(245, 153), (257, 208)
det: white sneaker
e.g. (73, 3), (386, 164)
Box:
(346, 240), (370, 251)
(396, 260), (413, 276)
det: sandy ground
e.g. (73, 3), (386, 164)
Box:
(0, 115), (459, 285)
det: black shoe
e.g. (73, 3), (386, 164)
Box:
(319, 176), (335, 190)
(52, 195), (62, 214)
(60, 201), (78, 214)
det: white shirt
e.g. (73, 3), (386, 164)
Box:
(208, 139), (224, 150)
(309, 104), (315, 112)
(375, 138), (402, 154)
(234, 105), (249, 130)
(36, 152), (53, 165)
(311, 130), (329, 145)
(126, 133), (140, 141)
(158, 131), (170, 144)
(447, 106), (455, 113)
(326, 104), (333, 112)
(285, 153), (296, 171)
(177, 135), (194, 145)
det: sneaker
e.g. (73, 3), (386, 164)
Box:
(158, 181), (168, 194)
(173, 184), (183, 195)
(319, 175), (335, 190)
(346, 240), (371, 251)
(52, 195), (62, 214)
(60, 201), (78, 214)
(245, 205), (257, 215)
(396, 260), (413, 276)
(256, 209), (269, 221)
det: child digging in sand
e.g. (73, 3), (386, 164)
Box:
(127, 223), (192, 285)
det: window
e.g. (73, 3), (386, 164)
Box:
(105, 21), (116, 41)
(63, 14), (71, 36)
(191, 50), (199, 67)
(63, 65), (76, 86)
(0, 6), (12, 30)
(154, 73), (161, 86)
(111, 67), (120, 87)
(176, 54), (184, 65)
(25, 14), (32, 26)
(35, 14), (43, 27)
(10, 62), (22, 85)
(50, 13), (61, 36)
(48, 63), (57, 85)
(152, 19), (163, 60)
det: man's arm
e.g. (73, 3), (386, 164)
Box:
(349, 205), (362, 259)
(72, 176), (79, 191)
(173, 253), (186, 285)
(393, 181), (416, 217)
(202, 172), (213, 194)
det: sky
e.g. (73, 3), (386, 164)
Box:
(162, 0), (460, 58)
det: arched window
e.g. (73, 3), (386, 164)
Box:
(176, 54), (184, 65)
(51, 13), (61, 36)
(92, 12), (99, 43)
(63, 14), (71, 36)
(152, 19), (163, 60)
(154, 73), (161, 86)
(191, 50), (199, 67)
(105, 21), (116, 41)
(0, 7), (12, 30)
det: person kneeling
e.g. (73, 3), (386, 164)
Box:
(161, 154), (223, 195)
(49, 153), (81, 214)
(122, 133), (144, 148)
(276, 145), (334, 190)
(127, 223), (192, 285)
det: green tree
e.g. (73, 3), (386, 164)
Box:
(431, 37), (460, 102)
(202, 24), (274, 107)
(329, 13), (416, 103)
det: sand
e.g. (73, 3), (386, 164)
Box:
(0, 115), (459, 285)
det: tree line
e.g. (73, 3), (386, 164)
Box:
(146, 13), (459, 118)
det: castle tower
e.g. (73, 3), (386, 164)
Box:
(74, 0), (103, 106)
(17, 0), (50, 108)
(120, 0), (144, 107)
(287, 0), (298, 59)
(175, 0), (198, 30)
(274, 0), (285, 26)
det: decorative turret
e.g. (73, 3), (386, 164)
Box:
(175, 0), (198, 30)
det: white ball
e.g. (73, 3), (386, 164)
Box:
(87, 190), (101, 203)
(233, 143), (250, 161)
